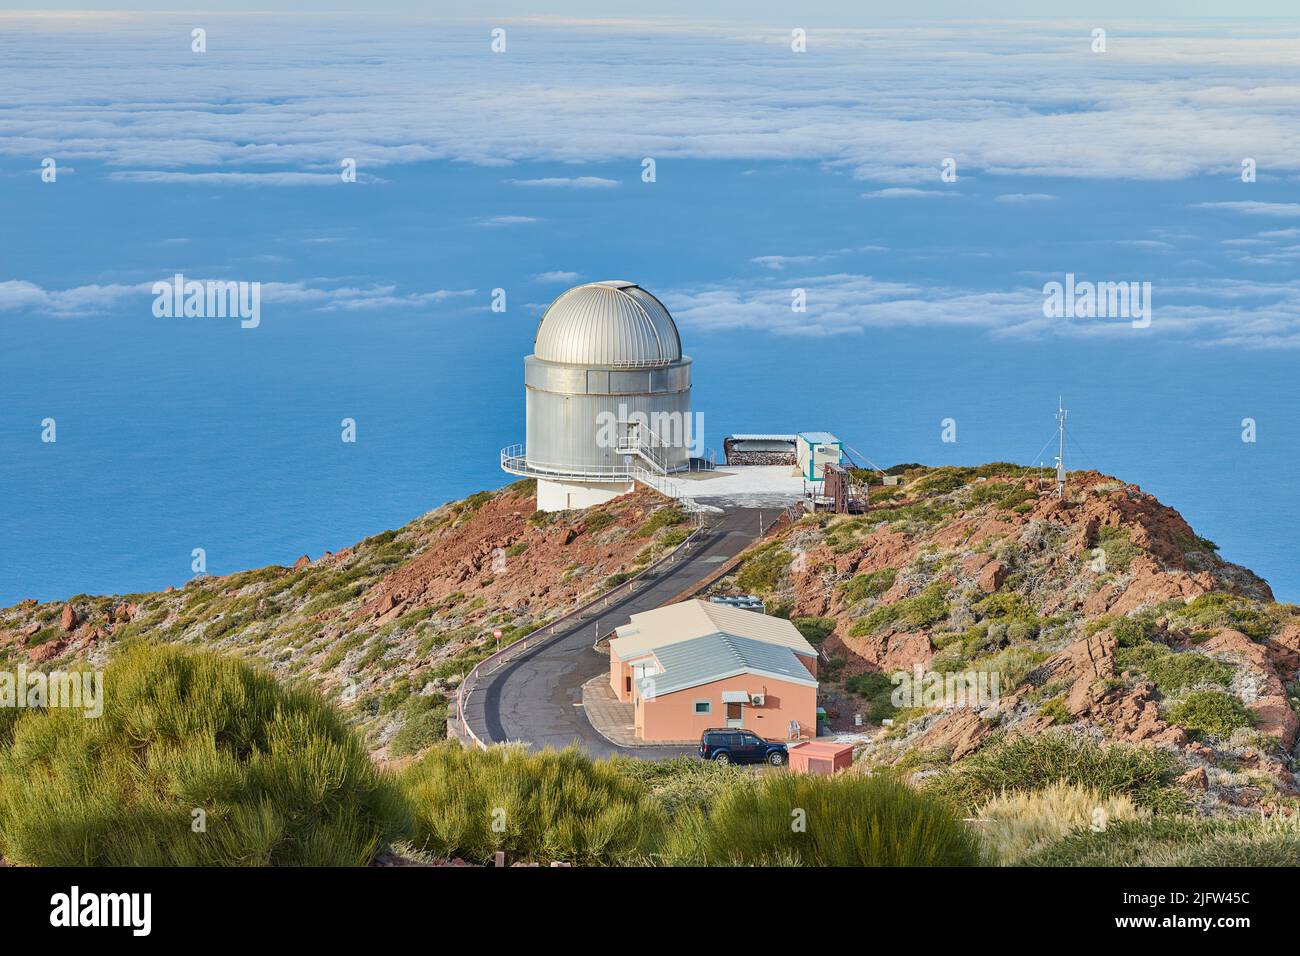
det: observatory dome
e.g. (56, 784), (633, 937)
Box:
(534, 280), (682, 368)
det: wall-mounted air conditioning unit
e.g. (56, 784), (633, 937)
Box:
(750, 693), (766, 707)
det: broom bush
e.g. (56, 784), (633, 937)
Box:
(402, 743), (665, 865)
(923, 732), (1188, 814)
(0, 643), (406, 866)
(662, 771), (984, 866)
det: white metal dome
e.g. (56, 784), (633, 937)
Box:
(533, 280), (682, 368)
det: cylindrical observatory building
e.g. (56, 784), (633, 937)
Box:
(501, 280), (693, 512)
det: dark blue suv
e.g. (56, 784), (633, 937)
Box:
(699, 729), (787, 766)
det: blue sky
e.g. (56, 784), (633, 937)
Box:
(2, 13), (1299, 603)
(4, 2), (1300, 15)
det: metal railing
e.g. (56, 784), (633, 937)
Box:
(452, 499), (797, 748)
(500, 443), (700, 512)
(501, 444), (642, 483)
(614, 420), (673, 476)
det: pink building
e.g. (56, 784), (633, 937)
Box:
(608, 600), (819, 743)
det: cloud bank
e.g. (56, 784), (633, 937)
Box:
(3, 15), (1300, 183)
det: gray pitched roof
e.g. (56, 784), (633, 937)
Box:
(636, 632), (818, 698)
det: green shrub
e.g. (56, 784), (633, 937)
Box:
(462, 491), (495, 511)
(1114, 644), (1234, 694)
(634, 506), (685, 538)
(849, 582), (949, 637)
(0, 644), (406, 866)
(1165, 690), (1255, 739)
(910, 468), (973, 495)
(506, 478), (537, 496)
(389, 695), (449, 757)
(791, 616), (836, 645)
(845, 670), (899, 722)
(657, 526), (691, 548)
(1095, 526), (1141, 572)
(924, 732), (1187, 814)
(1111, 615), (1156, 648)
(402, 744), (664, 865)
(968, 482), (1038, 513)
(395, 605), (437, 631)
(1175, 592), (1275, 640)
(973, 593), (1041, 639)
(736, 543), (794, 595)
(27, 626), (62, 647)
(1021, 816), (1300, 867)
(842, 569), (896, 603)
(583, 511), (617, 533)
(505, 542), (529, 557)
(1037, 697), (1072, 725)
(664, 772), (984, 866)
(610, 756), (753, 820)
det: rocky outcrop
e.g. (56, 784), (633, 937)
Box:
(724, 466), (1295, 805)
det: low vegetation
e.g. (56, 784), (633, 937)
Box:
(735, 542), (794, 595)
(663, 772), (985, 866)
(1114, 643), (1235, 694)
(0, 644), (407, 866)
(849, 582), (949, 637)
(975, 783), (1148, 865)
(402, 744), (664, 865)
(1020, 816), (1300, 867)
(1164, 690), (1256, 740)
(923, 732), (1188, 814)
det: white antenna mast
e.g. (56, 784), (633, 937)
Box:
(1054, 397), (1068, 498)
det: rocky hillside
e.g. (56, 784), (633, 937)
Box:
(0, 479), (691, 761)
(6, 461), (1298, 816)
(719, 464), (1300, 813)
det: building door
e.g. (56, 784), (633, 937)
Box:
(625, 676), (632, 694)
(725, 702), (743, 728)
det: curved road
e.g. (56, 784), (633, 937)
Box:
(462, 507), (770, 759)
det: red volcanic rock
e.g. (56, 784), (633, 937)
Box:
(911, 710), (991, 762)
(29, 640), (64, 664)
(977, 561), (1008, 593)
(60, 604), (77, 632)
(1178, 767), (1209, 790)
(1199, 627), (1300, 750)
(293, 555), (311, 570)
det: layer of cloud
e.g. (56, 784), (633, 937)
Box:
(861, 188), (955, 200)
(0, 278), (475, 317)
(4, 15), (1300, 183)
(506, 176), (619, 188)
(476, 215), (539, 226)
(661, 272), (1300, 348)
(108, 170), (381, 186)
(1192, 201), (1300, 217)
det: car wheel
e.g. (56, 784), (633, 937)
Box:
(767, 751), (785, 766)
(713, 751), (730, 764)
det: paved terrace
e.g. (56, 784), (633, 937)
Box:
(460, 505), (776, 759)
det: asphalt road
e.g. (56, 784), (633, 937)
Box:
(462, 507), (771, 759)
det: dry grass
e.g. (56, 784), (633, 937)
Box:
(973, 783), (1148, 865)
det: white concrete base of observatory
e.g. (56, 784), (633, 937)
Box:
(536, 478), (636, 512)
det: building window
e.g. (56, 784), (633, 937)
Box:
(693, 700), (711, 715)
